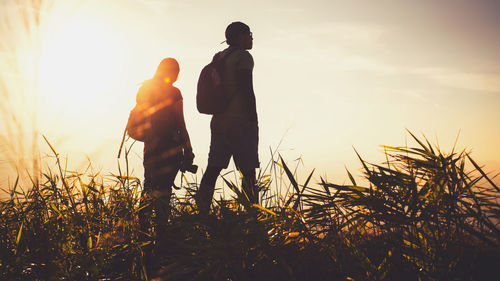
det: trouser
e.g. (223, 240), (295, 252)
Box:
(197, 117), (260, 215)
(139, 165), (178, 242)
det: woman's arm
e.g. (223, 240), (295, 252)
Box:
(173, 99), (193, 154)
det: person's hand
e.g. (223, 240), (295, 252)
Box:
(183, 149), (194, 164)
(180, 150), (197, 173)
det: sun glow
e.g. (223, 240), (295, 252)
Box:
(38, 13), (126, 114)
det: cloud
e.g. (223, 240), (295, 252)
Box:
(135, 0), (171, 15)
(327, 23), (386, 45)
(329, 55), (398, 74)
(260, 21), (396, 74)
(414, 68), (500, 94)
(263, 7), (303, 13)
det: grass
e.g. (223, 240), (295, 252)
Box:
(0, 0), (50, 186)
(2, 3), (499, 280)
(1, 132), (500, 280)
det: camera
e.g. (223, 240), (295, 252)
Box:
(181, 164), (198, 174)
(180, 151), (196, 174)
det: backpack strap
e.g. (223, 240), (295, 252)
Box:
(213, 47), (238, 102)
(212, 47), (238, 63)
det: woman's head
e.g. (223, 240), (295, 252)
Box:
(154, 58), (179, 83)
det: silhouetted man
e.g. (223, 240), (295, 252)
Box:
(197, 22), (259, 215)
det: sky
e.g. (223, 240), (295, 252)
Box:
(1, 0), (500, 191)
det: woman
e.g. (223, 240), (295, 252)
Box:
(136, 58), (194, 236)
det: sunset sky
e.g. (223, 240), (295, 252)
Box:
(1, 0), (500, 189)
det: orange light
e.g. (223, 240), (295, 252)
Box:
(164, 77), (171, 84)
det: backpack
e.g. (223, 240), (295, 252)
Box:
(126, 81), (183, 142)
(196, 49), (236, 114)
(126, 103), (151, 142)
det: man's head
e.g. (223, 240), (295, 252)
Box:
(225, 21), (253, 50)
(155, 57), (179, 83)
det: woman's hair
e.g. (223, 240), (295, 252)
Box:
(225, 21), (250, 46)
(154, 57), (179, 82)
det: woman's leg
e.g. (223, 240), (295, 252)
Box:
(140, 165), (177, 236)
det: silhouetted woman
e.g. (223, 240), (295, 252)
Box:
(136, 58), (194, 240)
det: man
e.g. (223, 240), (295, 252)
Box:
(197, 21), (259, 215)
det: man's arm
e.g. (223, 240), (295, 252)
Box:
(236, 69), (257, 122)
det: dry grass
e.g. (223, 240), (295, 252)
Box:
(1, 132), (499, 280)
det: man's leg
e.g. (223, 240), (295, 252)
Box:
(197, 165), (223, 215)
(240, 167), (258, 205)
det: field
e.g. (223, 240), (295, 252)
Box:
(2, 1), (500, 280)
(1, 132), (499, 280)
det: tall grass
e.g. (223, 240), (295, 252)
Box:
(1, 132), (499, 280)
(0, 0), (54, 187)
